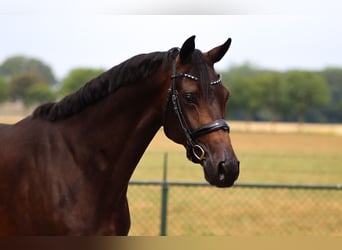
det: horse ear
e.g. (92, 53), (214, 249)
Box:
(207, 38), (232, 64)
(179, 35), (196, 63)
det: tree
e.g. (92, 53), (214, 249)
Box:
(222, 63), (282, 121)
(222, 64), (333, 122)
(0, 77), (8, 103)
(254, 72), (290, 121)
(319, 68), (342, 122)
(26, 85), (56, 106)
(226, 76), (264, 120)
(60, 68), (104, 96)
(283, 71), (330, 123)
(0, 55), (56, 85)
(8, 72), (53, 106)
(223, 62), (261, 84)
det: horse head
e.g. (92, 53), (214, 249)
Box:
(164, 36), (240, 187)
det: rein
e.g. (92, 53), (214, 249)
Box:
(165, 61), (230, 162)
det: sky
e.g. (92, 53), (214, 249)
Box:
(1, 0), (342, 80)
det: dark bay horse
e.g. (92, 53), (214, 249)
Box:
(0, 36), (239, 235)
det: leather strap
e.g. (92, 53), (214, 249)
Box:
(191, 119), (229, 139)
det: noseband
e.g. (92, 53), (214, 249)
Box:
(165, 62), (230, 162)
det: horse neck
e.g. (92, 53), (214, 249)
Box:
(60, 73), (170, 192)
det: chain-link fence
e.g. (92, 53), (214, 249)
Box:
(127, 182), (342, 236)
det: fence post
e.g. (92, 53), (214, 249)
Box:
(160, 152), (168, 236)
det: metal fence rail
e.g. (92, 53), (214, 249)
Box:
(130, 180), (342, 190)
(127, 155), (342, 236)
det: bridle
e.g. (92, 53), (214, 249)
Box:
(164, 61), (230, 163)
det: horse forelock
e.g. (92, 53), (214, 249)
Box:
(190, 50), (211, 100)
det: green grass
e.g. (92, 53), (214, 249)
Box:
(131, 131), (342, 185)
(128, 130), (342, 236)
(2, 115), (341, 235)
(128, 184), (342, 236)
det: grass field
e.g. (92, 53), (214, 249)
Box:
(128, 126), (342, 236)
(131, 128), (342, 185)
(2, 114), (342, 235)
(4, 115), (342, 184)
(128, 184), (342, 236)
(4, 115), (341, 185)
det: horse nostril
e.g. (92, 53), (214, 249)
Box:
(218, 161), (226, 181)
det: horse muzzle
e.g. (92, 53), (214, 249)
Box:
(203, 157), (240, 188)
(187, 143), (240, 187)
(184, 119), (239, 187)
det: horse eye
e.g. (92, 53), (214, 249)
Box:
(183, 93), (196, 104)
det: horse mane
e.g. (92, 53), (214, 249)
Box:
(32, 47), (210, 121)
(33, 49), (179, 121)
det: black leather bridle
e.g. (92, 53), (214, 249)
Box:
(165, 61), (230, 163)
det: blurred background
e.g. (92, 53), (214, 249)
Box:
(1, 1), (341, 236)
